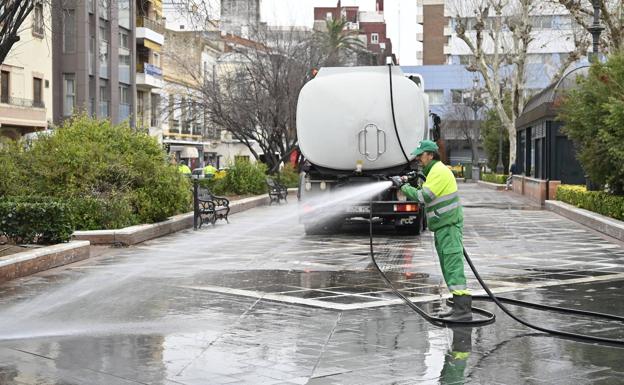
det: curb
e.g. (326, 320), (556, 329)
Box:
(73, 191), (294, 246)
(545, 200), (624, 242)
(477, 180), (506, 191)
(0, 241), (90, 283)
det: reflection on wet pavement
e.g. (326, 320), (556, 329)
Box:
(0, 184), (622, 384)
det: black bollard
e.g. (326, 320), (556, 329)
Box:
(193, 178), (199, 230)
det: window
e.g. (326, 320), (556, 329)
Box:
(1, 71), (9, 104)
(119, 29), (129, 49)
(33, 78), (43, 107)
(370, 33), (379, 44)
(119, 84), (130, 121)
(426, 90), (444, 105)
(63, 74), (75, 116)
(118, 0), (130, 29)
(99, 79), (109, 117)
(150, 94), (159, 127)
(32, 2), (44, 37)
(99, 23), (109, 79)
(89, 37), (95, 75)
(326, 12), (333, 21)
(451, 89), (463, 104)
(99, 0), (109, 20)
(63, 9), (76, 53)
(119, 84), (129, 105)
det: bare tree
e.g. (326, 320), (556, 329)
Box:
(439, 95), (487, 169)
(556, 0), (623, 51)
(448, 0), (590, 165)
(164, 28), (321, 173)
(0, 1), (39, 65)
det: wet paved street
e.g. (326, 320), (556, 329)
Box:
(0, 184), (623, 384)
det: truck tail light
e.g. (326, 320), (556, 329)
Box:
(394, 204), (418, 212)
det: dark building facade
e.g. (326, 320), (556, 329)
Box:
(515, 67), (587, 184)
(52, 0), (136, 126)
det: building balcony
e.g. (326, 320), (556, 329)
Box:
(443, 44), (452, 55)
(136, 62), (163, 89)
(444, 26), (454, 36)
(0, 97), (47, 131)
(416, 32), (423, 42)
(136, 17), (165, 46)
(416, 14), (424, 24)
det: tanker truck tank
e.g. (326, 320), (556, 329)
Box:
(296, 66), (430, 235)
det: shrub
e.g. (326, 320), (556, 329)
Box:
(481, 173), (507, 184)
(559, 52), (624, 194)
(276, 163), (299, 188)
(0, 197), (74, 244)
(218, 159), (268, 195)
(556, 185), (624, 221)
(1, 115), (192, 230)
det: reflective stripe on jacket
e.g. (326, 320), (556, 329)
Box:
(401, 161), (463, 231)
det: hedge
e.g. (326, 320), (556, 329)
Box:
(556, 185), (624, 221)
(481, 173), (507, 184)
(0, 115), (192, 230)
(0, 197), (74, 244)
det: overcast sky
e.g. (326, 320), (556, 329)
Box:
(259, 0), (421, 65)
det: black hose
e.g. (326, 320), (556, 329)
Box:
(387, 64), (411, 165)
(377, 64), (624, 345)
(368, 201), (496, 327)
(462, 248), (624, 345)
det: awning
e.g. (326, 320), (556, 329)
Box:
(143, 39), (162, 52)
(180, 146), (199, 158)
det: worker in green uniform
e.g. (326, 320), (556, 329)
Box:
(203, 163), (217, 178)
(391, 140), (472, 321)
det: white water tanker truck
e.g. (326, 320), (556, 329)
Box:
(296, 65), (429, 235)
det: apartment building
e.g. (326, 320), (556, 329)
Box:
(313, 0), (395, 65)
(416, 0), (578, 82)
(136, 0), (165, 138)
(51, 0), (136, 126)
(0, 2), (52, 140)
(161, 30), (221, 169)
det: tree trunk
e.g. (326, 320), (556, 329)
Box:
(507, 121), (516, 167)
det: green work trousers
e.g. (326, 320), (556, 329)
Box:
(434, 223), (468, 294)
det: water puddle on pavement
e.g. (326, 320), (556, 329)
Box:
(182, 269), (444, 308)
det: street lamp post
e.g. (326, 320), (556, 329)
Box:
(469, 76), (483, 181)
(588, 0), (604, 62)
(496, 81), (505, 174)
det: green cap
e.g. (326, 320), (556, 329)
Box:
(411, 140), (439, 156)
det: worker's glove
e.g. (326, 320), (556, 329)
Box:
(391, 176), (405, 188)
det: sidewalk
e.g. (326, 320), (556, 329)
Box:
(0, 183), (621, 384)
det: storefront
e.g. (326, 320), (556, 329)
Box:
(515, 67), (587, 184)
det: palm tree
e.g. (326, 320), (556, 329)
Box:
(314, 18), (367, 66)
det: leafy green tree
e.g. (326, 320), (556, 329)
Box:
(313, 18), (366, 66)
(481, 98), (511, 173)
(559, 52), (624, 195)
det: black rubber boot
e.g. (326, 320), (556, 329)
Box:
(439, 295), (472, 321)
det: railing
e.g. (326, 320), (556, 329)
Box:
(0, 96), (45, 109)
(136, 16), (165, 34)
